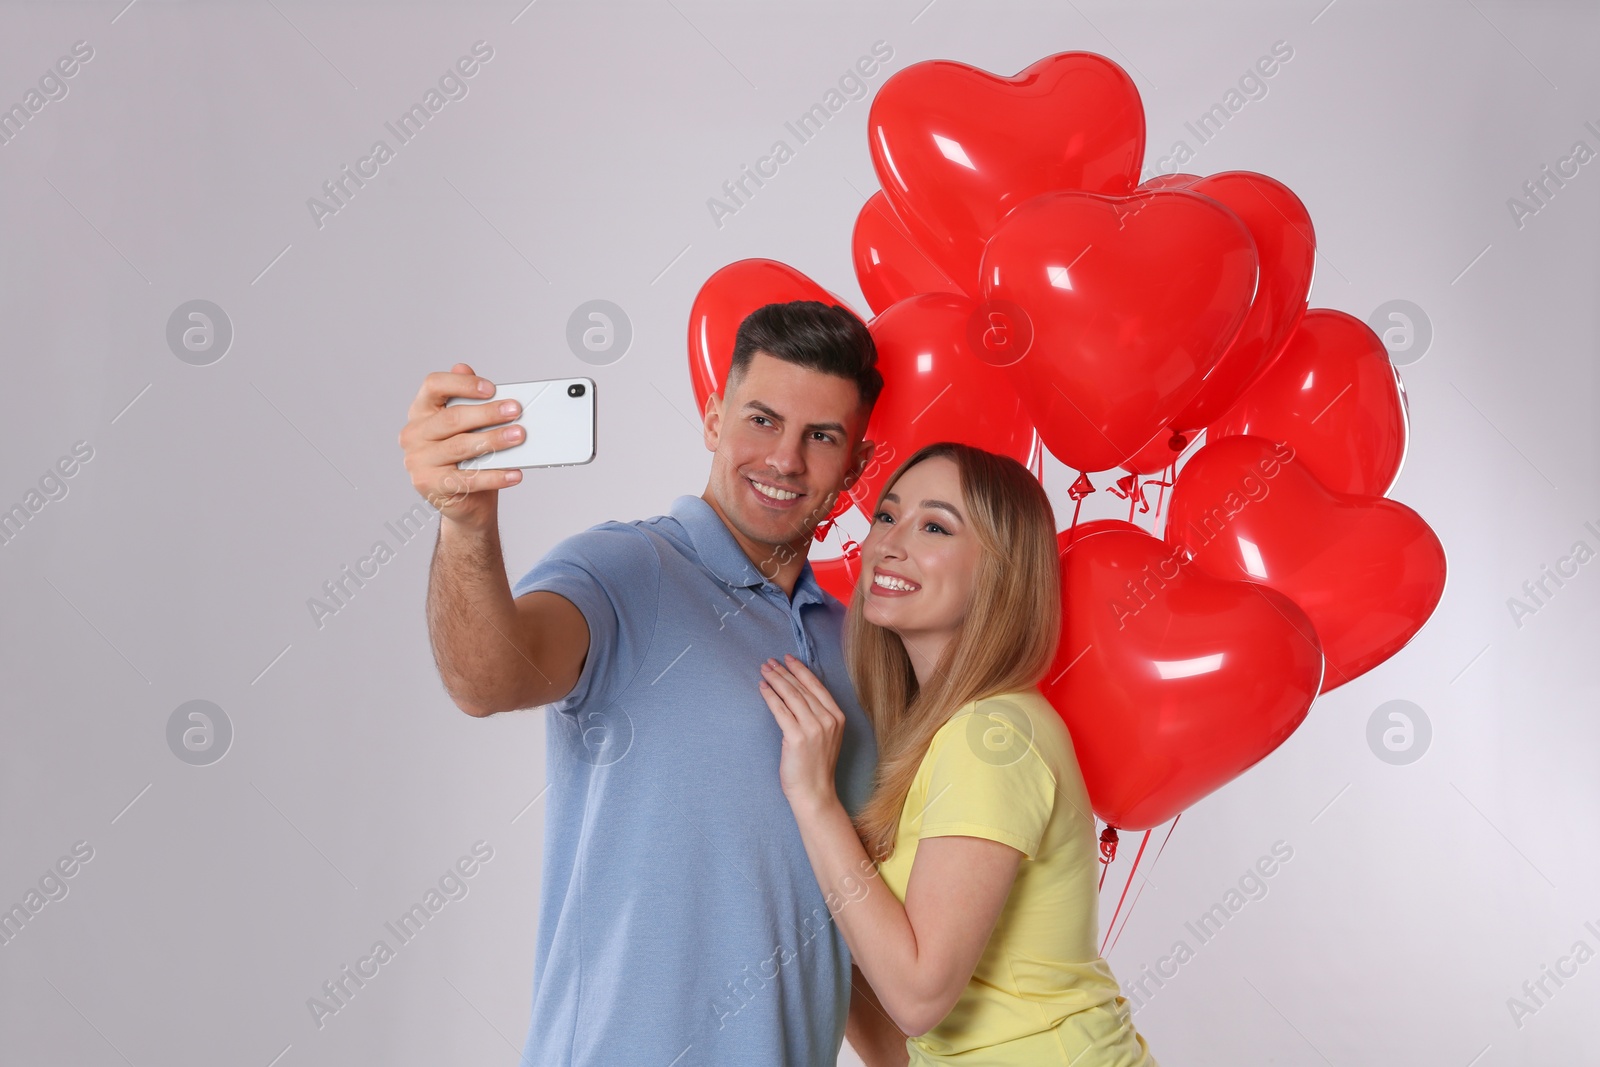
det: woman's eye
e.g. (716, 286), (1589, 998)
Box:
(874, 511), (892, 523)
(924, 522), (948, 535)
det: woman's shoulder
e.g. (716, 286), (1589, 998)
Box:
(935, 688), (1078, 774)
(946, 686), (1067, 730)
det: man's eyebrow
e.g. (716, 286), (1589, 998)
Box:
(742, 399), (847, 436)
(881, 491), (964, 522)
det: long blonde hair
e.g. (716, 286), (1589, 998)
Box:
(845, 442), (1061, 861)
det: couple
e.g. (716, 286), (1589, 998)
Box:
(401, 301), (1158, 1065)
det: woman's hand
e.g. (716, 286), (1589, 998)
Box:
(758, 654), (846, 817)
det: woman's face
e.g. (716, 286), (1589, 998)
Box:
(858, 455), (983, 641)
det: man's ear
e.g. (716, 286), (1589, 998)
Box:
(702, 390), (722, 451)
(844, 437), (876, 490)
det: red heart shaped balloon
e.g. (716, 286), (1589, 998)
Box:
(1165, 171), (1316, 432)
(1139, 172), (1203, 190)
(869, 52), (1145, 292)
(1111, 172), (1259, 476)
(850, 293), (1041, 514)
(1119, 426), (1192, 476)
(1061, 517), (1145, 546)
(979, 188), (1258, 473)
(1165, 435), (1445, 693)
(1208, 309), (1410, 497)
(1044, 524), (1323, 830)
(852, 191), (969, 315)
(687, 258), (851, 414)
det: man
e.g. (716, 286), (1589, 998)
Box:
(399, 301), (911, 1065)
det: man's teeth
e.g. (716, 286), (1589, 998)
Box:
(874, 574), (918, 591)
(752, 480), (799, 501)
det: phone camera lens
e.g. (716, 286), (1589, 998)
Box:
(567, 383), (586, 398)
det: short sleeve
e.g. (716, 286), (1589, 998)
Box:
(510, 522), (659, 716)
(916, 704), (1058, 859)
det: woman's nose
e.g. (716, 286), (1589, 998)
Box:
(872, 522), (907, 559)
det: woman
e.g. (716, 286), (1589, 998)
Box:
(757, 441), (1159, 1065)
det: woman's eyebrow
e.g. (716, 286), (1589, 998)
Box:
(881, 491), (963, 521)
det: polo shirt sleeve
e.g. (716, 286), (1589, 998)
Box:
(510, 521), (659, 716)
(916, 706), (1058, 860)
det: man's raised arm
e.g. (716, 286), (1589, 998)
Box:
(401, 362), (589, 717)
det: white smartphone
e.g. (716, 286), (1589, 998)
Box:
(444, 377), (596, 470)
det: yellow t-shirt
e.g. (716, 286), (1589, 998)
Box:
(874, 688), (1159, 1066)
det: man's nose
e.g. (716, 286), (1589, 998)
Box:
(766, 431), (805, 475)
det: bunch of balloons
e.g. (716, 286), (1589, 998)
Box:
(687, 51), (1446, 834)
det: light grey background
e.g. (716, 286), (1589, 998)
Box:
(2, 1), (1595, 1064)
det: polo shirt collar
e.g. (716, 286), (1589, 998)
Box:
(669, 494), (826, 607)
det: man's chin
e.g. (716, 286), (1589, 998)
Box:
(765, 510), (815, 544)
(739, 502), (813, 547)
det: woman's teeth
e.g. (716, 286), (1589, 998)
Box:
(874, 574), (918, 591)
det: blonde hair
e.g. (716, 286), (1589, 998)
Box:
(844, 442), (1061, 861)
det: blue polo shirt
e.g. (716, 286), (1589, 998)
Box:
(510, 493), (879, 1066)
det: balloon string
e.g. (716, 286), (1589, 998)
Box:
(1127, 478), (1138, 523)
(1154, 461), (1173, 521)
(1105, 814), (1183, 957)
(1100, 827), (1152, 957)
(1152, 812), (1182, 864)
(1107, 880), (1148, 957)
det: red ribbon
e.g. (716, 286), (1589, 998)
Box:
(1096, 825), (1118, 892)
(1068, 472), (1096, 528)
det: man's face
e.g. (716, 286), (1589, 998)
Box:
(703, 350), (875, 551)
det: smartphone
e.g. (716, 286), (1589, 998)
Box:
(444, 377), (596, 470)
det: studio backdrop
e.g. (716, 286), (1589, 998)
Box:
(1, 1), (1595, 1065)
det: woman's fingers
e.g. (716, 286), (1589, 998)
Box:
(759, 677), (798, 731)
(780, 654), (826, 693)
(777, 655), (846, 724)
(777, 655), (844, 723)
(763, 661), (825, 727)
(764, 669), (843, 754)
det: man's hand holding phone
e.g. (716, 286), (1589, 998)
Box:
(399, 362), (525, 530)
(406, 363), (596, 719)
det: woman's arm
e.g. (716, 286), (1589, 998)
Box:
(845, 964), (911, 1066)
(759, 656), (1023, 1036)
(790, 790), (1020, 1035)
